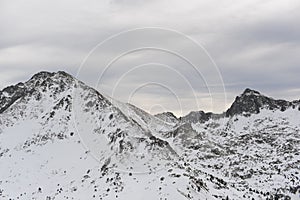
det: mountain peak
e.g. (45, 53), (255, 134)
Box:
(155, 112), (177, 118)
(29, 71), (74, 82)
(180, 110), (211, 123)
(30, 71), (55, 80)
(154, 112), (178, 124)
(241, 88), (261, 96)
(226, 89), (295, 117)
(25, 71), (75, 91)
(0, 71), (75, 114)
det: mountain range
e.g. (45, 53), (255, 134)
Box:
(0, 71), (299, 200)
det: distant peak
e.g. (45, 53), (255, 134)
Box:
(155, 112), (177, 119)
(57, 71), (74, 78)
(159, 112), (177, 117)
(154, 112), (178, 124)
(180, 110), (210, 123)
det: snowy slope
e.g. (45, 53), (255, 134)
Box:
(0, 72), (216, 200)
(188, 108), (300, 199)
(0, 71), (299, 200)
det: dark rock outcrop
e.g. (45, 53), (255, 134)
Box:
(180, 111), (212, 124)
(226, 88), (296, 117)
(154, 112), (178, 124)
(0, 83), (27, 113)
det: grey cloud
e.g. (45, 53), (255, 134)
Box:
(0, 0), (299, 115)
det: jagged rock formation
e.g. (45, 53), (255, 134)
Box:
(180, 111), (213, 123)
(0, 82), (26, 113)
(154, 112), (178, 124)
(0, 71), (299, 200)
(226, 88), (300, 116)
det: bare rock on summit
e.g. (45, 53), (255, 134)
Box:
(226, 88), (295, 117)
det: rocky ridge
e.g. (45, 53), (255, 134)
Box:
(0, 71), (299, 200)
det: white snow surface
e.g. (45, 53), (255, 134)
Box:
(0, 72), (299, 200)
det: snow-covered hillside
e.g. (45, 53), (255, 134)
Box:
(0, 71), (299, 200)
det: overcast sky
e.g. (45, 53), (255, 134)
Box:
(0, 0), (299, 116)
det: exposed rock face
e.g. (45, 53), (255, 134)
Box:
(180, 111), (213, 123)
(226, 88), (298, 117)
(0, 82), (27, 113)
(154, 112), (178, 124)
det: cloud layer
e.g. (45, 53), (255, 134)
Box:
(1, 0), (299, 116)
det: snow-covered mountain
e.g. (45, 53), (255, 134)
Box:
(0, 71), (299, 200)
